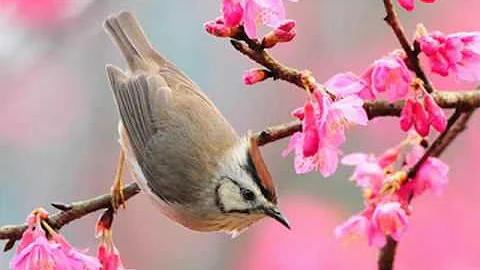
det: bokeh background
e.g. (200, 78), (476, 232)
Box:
(1, 0), (480, 269)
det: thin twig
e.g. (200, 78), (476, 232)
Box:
(382, 0), (434, 93)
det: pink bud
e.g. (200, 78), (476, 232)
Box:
(222, 0), (243, 27)
(397, 0), (415, 11)
(400, 99), (414, 131)
(302, 101), (319, 157)
(262, 20), (296, 48)
(423, 92), (446, 132)
(204, 18), (235, 38)
(413, 101), (430, 137)
(242, 69), (269, 85)
(397, 0), (436, 11)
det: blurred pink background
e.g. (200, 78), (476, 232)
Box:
(1, 0), (479, 269)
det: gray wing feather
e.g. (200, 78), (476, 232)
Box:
(107, 65), (169, 163)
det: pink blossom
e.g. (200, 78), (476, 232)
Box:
(341, 153), (385, 193)
(243, 69), (270, 85)
(10, 232), (59, 270)
(10, 209), (101, 270)
(371, 202), (409, 241)
(335, 212), (387, 248)
(361, 52), (413, 102)
(417, 30), (480, 81)
(283, 87), (368, 177)
(282, 132), (339, 177)
(397, 0), (436, 12)
(243, 0), (298, 39)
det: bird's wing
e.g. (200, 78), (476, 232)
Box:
(106, 65), (171, 163)
(107, 64), (239, 205)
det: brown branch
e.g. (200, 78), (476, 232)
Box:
(378, 109), (475, 270)
(231, 39), (305, 89)
(378, 237), (398, 270)
(382, 0), (434, 93)
(0, 182), (141, 251)
(1, 90), (479, 251)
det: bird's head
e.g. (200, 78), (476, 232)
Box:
(214, 135), (289, 235)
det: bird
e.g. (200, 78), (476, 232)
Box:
(103, 11), (289, 236)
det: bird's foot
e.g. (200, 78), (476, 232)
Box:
(111, 149), (127, 210)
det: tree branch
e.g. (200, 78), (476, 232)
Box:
(2, 90), (479, 252)
(382, 0), (434, 93)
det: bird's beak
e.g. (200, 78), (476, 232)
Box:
(263, 206), (290, 229)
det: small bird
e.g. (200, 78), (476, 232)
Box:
(104, 11), (289, 235)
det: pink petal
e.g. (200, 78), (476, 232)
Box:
(255, 0), (286, 28)
(397, 0), (415, 11)
(324, 72), (369, 97)
(423, 92), (447, 132)
(400, 99), (414, 132)
(317, 145), (339, 177)
(341, 153), (368, 166)
(335, 214), (369, 240)
(413, 101), (430, 137)
(243, 0), (258, 39)
(302, 101), (320, 157)
(282, 132), (302, 157)
(222, 0), (244, 27)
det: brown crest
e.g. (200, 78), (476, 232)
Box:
(247, 135), (277, 203)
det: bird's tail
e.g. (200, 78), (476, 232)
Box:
(104, 11), (157, 71)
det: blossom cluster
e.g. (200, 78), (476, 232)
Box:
(336, 135), (449, 247)
(10, 209), (131, 270)
(203, 0), (477, 248)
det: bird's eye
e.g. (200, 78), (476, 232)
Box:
(241, 188), (255, 201)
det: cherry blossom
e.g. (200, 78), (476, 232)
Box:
(360, 51), (414, 102)
(417, 27), (480, 81)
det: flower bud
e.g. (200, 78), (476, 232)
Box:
(204, 17), (237, 38)
(423, 92), (446, 132)
(400, 99), (414, 132)
(413, 101), (430, 137)
(242, 68), (270, 85)
(262, 20), (296, 49)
